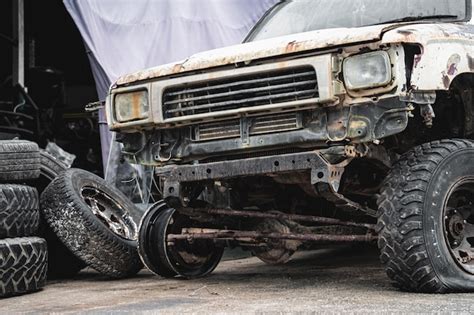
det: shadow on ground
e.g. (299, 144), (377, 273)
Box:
(4, 244), (474, 313)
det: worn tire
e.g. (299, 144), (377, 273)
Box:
(40, 169), (142, 278)
(0, 185), (39, 238)
(0, 237), (47, 298)
(37, 149), (68, 193)
(41, 226), (86, 279)
(37, 150), (86, 279)
(0, 140), (40, 182)
(378, 139), (474, 293)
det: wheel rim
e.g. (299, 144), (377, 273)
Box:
(81, 186), (135, 240)
(444, 178), (474, 275)
(165, 210), (224, 278)
(138, 203), (223, 278)
(138, 202), (177, 277)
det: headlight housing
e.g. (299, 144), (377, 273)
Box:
(114, 90), (149, 123)
(343, 51), (391, 90)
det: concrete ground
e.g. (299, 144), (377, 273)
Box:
(4, 245), (474, 314)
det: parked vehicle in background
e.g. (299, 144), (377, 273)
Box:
(106, 0), (474, 292)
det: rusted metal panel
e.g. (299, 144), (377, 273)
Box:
(159, 150), (342, 198)
(382, 23), (474, 90)
(115, 24), (392, 86)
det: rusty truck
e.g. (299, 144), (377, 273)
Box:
(106, 0), (474, 293)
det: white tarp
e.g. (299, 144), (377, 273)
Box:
(63, 0), (278, 202)
(63, 0), (278, 100)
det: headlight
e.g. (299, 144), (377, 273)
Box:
(343, 51), (391, 90)
(114, 90), (149, 123)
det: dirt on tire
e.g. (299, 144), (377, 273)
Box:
(40, 168), (142, 278)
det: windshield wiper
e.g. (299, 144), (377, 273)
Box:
(372, 15), (459, 26)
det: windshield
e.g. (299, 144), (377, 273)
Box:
(247, 0), (470, 42)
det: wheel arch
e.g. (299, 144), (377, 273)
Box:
(448, 73), (474, 137)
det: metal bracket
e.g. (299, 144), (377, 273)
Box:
(400, 91), (436, 128)
(400, 91), (436, 105)
(85, 100), (105, 113)
(241, 117), (250, 145)
(315, 183), (378, 217)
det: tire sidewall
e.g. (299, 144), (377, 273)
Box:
(68, 169), (138, 246)
(424, 148), (474, 290)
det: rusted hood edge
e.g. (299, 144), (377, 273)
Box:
(115, 24), (397, 86)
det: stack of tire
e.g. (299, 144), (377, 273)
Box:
(1, 139), (143, 298)
(0, 140), (47, 298)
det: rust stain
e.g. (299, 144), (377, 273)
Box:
(468, 54), (474, 71)
(131, 92), (140, 118)
(285, 40), (299, 53)
(447, 63), (458, 76)
(442, 72), (450, 89)
(446, 54), (461, 76)
(413, 54), (422, 68)
(172, 63), (185, 74)
(397, 29), (413, 35)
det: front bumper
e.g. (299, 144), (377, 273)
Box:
(159, 150), (346, 199)
(118, 96), (410, 166)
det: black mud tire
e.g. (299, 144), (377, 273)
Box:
(0, 140), (40, 182)
(0, 185), (39, 238)
(40, 169), (143, 278)
(0, 237), (47, 298)
(378, 139), (474, 293)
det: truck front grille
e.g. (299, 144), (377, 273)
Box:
(193, 113), (302, 142)
(195, 119), (241, 141)
(250, 113), (300, 135)
(163, 66), (318, 119)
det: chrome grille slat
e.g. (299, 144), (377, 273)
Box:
(163, 79), (317, 106)
(165, 71), (316, 97)
(166, 90), (316, 115)
(194, 113), (302, 142)
(252, 118), (298, 126)
(252, 124), (298, 132)
(251, 114), (300, 135)
(195, 120), (240, 141)
(200, 129), (240, 137)
(163, 66), (318, 119)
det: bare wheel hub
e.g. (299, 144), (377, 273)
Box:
(444, 180), (474, 273)
(81, 186), (135, 240)
(252, 219), (299, 265)
(447, 212), (466, 243)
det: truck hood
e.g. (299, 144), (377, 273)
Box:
(116, 24), (397, 86)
